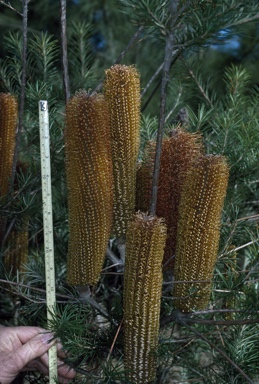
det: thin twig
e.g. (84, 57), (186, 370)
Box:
(141, 51), (180, 113)
(150, 0), (179, 215)
(77, 285), (117, 326)
(141, 78), (161, 113)
(182, 56), (213, 107)
(60, 0), (70, 101)
(184, 317), (259, 327)
(226, 15), (259, 28)
(165, 85), (183, 123)
(94, 26), (144, 93)
(141, 62), (164, 98)
(236, 214), (259, 222)
(220, 238), (259, 257)
(114, 26), (144, 65)
(161, 309), (259, 327)
(0, 0), (22, 15)
(106, 247), (123, 266)
(107, 318), (123, 363)
(191, 308), (259, 316)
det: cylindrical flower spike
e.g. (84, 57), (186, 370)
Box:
(124, 212), (167, 383)
(173, 155), (229, 312)
(136, 128), (203, 269)
(4, 226), (29, 275)
(136, 140), (156, 213)
(65, 92), (114, 286)
(0, 93), (18, 237)
(4, 162), (29, 275)
(104, 65), (140, 239)
(0, 93), (18, 197)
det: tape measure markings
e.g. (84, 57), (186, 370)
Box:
(39, 100), (58, 382)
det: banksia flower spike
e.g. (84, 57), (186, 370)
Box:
(104, 65), (140, 239)
(173, 155), (229, 312)
(0, 93), (17, 239)
(4, 225), (29, 275)
(4, 162), (29, 275)
(0, 93), (17, 196)
(136, 128), (203, 269)
(65, 92), (114, 286)
(136, 140), (156, 212)
(124, 212), (167, 383)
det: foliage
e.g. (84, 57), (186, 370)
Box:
(0, 1), (259, 383)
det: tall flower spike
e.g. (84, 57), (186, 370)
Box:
(4, 162), (29, 275)
(104, 65), (140, 239)
(173, 155), (229, 312)
(0, 93), (17, 196)
(124, 212), (167, 383)
(0, 93), (18, 221)
(4, 225), (29, 275)
(136, 128), (203, 269)
(65, 92), (114, 286)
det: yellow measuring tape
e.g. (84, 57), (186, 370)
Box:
(39, 100), (57, 382)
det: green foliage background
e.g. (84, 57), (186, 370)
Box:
(0, 1), (259, 383)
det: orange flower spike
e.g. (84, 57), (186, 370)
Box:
(136, 128), (203, 269)
(173, 155), (229, 312)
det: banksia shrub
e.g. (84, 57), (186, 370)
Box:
(104, 64), (140, 239)
(124, 212), (167, 383)
(136, 128), (203, 269)
(65, 92), (114, 286)
(173, 155), (229, 312)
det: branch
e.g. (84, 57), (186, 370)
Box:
(94, 26), (144, 93)
(141, 62), (163, 99)
(114, 26), (144, 66)
(150, 0), (178, 215)
(226, 14), (259, 28)
(0, 278), (116, 325)
(60, 0), (70, 101)
(0, 1), (22, 15)
(220, 238), (259, 257)
(182, 56), (213, 107)
(12, 0), (28, 178)
(106, 247), (124, 272)
(161, 310), (259, 327)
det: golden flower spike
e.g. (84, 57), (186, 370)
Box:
(0, 93), (18, 197)
(0, 93), (18, 235)
(124, 212), (167, 383)
(104, 64), (140, 239)
(136, 128), (203, 269)
(4, 225), (29, 275)
(173, 155), (229, 312)
(65, 92), (114, 286)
